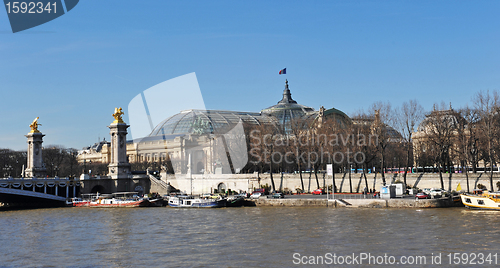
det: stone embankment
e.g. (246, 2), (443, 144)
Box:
(252, 197), (462, 208)
(163, 172), (500, 196)
(335, 197), (461, 208)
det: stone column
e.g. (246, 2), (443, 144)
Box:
(107, 108), (131, 181)
(25, 132), (47, 178)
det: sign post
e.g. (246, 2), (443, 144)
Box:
(327, 164), (333, 200)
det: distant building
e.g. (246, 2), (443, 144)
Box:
(351, 112), (402, 142)
(78, 139), (111, 165)
(412, 108), (465, 169)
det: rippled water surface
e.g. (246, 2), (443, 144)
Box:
(0, 207), (499, 267)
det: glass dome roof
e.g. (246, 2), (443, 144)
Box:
(145, 80), (352, 138)
(260, 80), (315, 133)
(149, 109), (278, 136)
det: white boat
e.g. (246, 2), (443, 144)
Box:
(167, 195), (224, 208)
(461, 190), (500, 210)
(66, 197), (91, 207)
(88, 192), (149, 208)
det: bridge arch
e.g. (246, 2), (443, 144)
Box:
(217, 182), (226, 194)
(196, 161), (204, 174)
(91, 185), (106, 194)
(133, 184), (144, 196)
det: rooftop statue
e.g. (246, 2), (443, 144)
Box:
(29, 117), (41, 133)
(112, 107), (125, 124)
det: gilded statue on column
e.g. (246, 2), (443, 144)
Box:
(29, 117), (41, 133)
(112, 107), (125, 124)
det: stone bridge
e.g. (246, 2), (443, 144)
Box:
(0, 177), (80, 207)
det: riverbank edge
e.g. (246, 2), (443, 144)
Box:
(252, 197), (463, 208)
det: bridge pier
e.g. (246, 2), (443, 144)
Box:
(79, 175), (151, 195)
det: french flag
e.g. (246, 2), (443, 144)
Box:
(279, 68), (286, 75)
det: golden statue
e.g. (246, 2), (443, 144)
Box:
(29, 117), (41, 133)
(112, 107), (125, 123)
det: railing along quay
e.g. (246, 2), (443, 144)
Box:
(327, 193), (380, 199)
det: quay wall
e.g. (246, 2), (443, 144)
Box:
(161, 173), (253, 195)
(340, 198), (459, 208)
(161, 172), (500, 195)
(252, 197), (458, 208)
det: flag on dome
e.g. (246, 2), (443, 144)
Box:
(279, 68), (286, 75)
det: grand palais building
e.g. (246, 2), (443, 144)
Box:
(78, 80), (351, 175)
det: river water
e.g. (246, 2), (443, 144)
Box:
(0, 206), (499, 267)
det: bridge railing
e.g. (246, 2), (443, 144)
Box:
(0, 177), (81, 199)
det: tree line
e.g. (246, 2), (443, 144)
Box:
(413, 91), (500, 192)
(241, 90), (500, 193)
(0, 146), (79, 178)
(3, 90), (500, 193)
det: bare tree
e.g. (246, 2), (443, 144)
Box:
(248, 122), (279, 191)
(313, 116), (348, 193)
(287, 118), (311, 192)
(455, 107), (479, 193)
(352, 119), (378, 193)
(369, 101), (394, 185)
(473, 90), (500, 191)
(43, 145), (67, 177)
(62, 148), (80, 178)
(0, 149), (26, 177)
(419, 103), (458, 190)
(395, 99), (424, 186)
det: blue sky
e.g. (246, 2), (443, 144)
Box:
(1, 1), (499, 150)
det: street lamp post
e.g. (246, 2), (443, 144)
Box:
(349, 164), (352, 193)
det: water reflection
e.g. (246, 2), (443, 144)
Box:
(0, 207), (499, 267)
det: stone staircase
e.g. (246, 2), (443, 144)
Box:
(147, 172), (171, 194)
(335, 199), (352, 206)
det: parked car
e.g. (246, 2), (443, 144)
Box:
(236, 192), (249, 198)
(272, 192), (284, 199)
(422, 188), (432, 195)
(252, 189), (266, 194)
(250, 192), (264, 199)
(312, 189), (324, 195)
(415, 192), (430, 199)
(430, 188), (443, 198)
